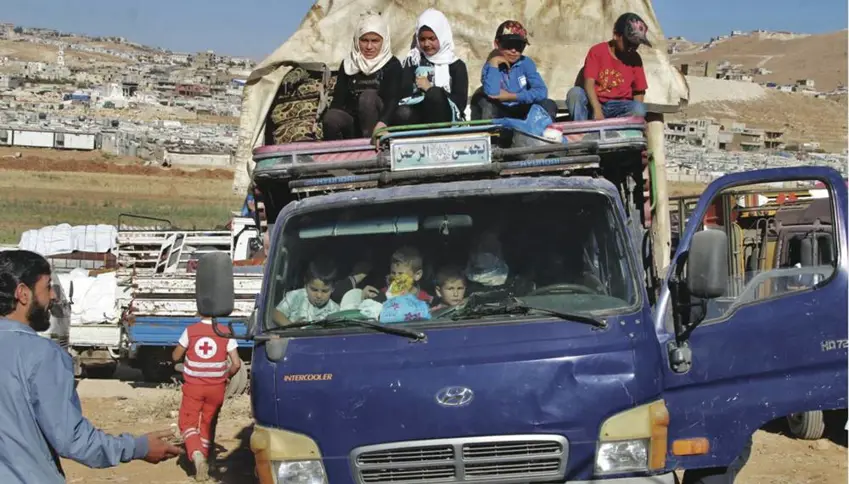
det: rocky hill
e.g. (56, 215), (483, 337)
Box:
(670, 30), (848, 91)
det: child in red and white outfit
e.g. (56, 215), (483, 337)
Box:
(172, 318), (241, 481)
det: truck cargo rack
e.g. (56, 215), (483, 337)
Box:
(252, 121), (612, 196)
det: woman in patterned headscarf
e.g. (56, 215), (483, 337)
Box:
(394, 8), (469, 125)
(322, 12), (402, 139)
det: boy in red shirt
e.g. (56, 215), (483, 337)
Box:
(172, 319), (241, 481)
(566, 12), (651, 121)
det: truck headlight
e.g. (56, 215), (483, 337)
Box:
(595, 439), (649, 474)
(595, 400), (669, 476)
(274, 460), (326, 484)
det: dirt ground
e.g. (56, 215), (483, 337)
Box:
(65, 378), (846, 484)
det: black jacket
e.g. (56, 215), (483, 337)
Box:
(329, 58), (403, 125)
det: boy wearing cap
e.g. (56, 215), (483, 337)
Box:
(473, 20), (558, 122)
(566, 12), (651, 121)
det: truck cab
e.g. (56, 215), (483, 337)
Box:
(199, 119), (847, 483)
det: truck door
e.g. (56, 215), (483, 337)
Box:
(656, 166), (847, 472)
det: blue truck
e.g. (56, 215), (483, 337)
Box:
(193, 112), (847, 484)
(110, 215), (261, 394)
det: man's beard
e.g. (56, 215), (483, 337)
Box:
(28, 300), (52, 332)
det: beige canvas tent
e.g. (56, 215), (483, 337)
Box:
(233, 0), (688, 194)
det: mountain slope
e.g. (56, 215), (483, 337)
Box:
(671, 30), (848, 91)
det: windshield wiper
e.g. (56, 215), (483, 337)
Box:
(275, 316), (427, 342)
(450, 295), (607, 329)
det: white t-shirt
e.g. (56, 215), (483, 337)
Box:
(276, 288), (340, 323)
(178, 319), (238, 351)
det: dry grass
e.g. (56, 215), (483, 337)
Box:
(0, 169), (242, 244)
(0, 144), (706, 245)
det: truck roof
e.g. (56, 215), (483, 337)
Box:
(274, 175), (622, 222)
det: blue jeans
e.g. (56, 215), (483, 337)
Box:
(565, 86), (646, 121)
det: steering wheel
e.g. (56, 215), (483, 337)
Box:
(527, 283), (600, 296)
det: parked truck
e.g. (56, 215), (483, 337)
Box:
(56, 213), (262, 397)
(114, 214), (261, 394)
(209, 3), (846, 482)
(201, 114), (847, 484)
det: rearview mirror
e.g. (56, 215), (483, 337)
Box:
(686, 229), (728, 299)
(196, 252), (235, 317)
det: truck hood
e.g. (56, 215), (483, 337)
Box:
(254, 314), (662, 480)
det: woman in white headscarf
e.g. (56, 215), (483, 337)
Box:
(393, 8), (469, 125)
(323, 12), (402, 139)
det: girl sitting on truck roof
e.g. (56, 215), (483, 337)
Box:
(393, 8), (469, 126)
(322, 12), (402, 140)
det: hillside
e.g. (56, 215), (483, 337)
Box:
(670, 30), (848, 91)
(0, 39), (130, 65)
(673, 91), (848, 153)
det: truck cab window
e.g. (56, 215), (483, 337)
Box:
(265, 191), (639, 332)
(695, 182), (838, 323)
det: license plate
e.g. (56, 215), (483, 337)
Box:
(390, 134), (491, 171)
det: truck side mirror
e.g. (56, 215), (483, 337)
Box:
(196, 252), (235, 317)
(686, 229), (728, 299)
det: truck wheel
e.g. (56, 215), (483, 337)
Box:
(225, 363), (249, 399)
(84, 362), (118, 379)
(141, 357), (175, 383)
(787, 411), (826, 440)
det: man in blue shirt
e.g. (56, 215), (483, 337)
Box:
(0, 250), (182, 484)
(472, 20), (558, 122)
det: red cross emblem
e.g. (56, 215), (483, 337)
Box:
(194, 337), (218, 359)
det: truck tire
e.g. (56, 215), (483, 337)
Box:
(787, 411), (826, 440)
(225, 362), (249, 399)
(141, 357), (175, 383)
(84, 362), (118, 379)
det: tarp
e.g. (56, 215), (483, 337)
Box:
(59, 269), (120, 325)
(18, 224), (117, 257)
(233, 0), (690, 193)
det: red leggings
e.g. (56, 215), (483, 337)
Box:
(178, 383), (225, 459)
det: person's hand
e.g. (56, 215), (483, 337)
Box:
(489, 90), (516, 102)
(362, 286), (380, 299)
(142, 429), (183, 463)
(592, 110), (605, 121)
(415, 76), (432, 91)
(373, 121), (388, 133)
(489, 55), (508, 68)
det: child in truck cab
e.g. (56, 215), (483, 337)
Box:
(472, 20), (558, 122)
(322, 12), (402, 140)
(394, 8), (469, 125)
(363, 246), (433, 304)
(565, 12), (650, 121)
(273, 258), (341, 325)
(431, 265), (468, 310)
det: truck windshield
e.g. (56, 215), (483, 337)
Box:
(264, 190), (638, 332)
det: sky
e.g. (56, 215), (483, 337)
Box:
(1, 0), (846, 60)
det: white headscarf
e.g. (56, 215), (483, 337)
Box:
(403, 8), (458, 92)
(343, 12), (393, 77)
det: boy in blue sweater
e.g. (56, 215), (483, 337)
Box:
(472, 20), (558, 121)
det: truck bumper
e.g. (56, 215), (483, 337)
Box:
(568, 473), (675, 484)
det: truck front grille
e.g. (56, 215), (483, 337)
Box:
(351, 435), (568, 483)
